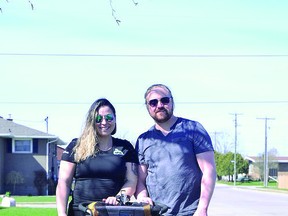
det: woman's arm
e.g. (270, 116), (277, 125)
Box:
(103, 162), (138, 205)
(120, 162), (138, 196)
(56, 160), (76, 216)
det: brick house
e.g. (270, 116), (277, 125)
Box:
(0, 116), (66, 195)
(277, 159), (288, 189)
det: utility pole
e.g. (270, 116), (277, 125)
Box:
(230, 113), (242, 186)
(257, 117), (275, 187)
(44, 116), (49, 133)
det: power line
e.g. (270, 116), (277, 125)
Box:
(1, 53), (288, 58)
(0, 101), (140, 105)
(176, 101), (288, 104)
(0, 101), (288, 105)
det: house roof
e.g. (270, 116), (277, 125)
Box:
(246, 156), (288, 163)
(0, 117), (57, 139)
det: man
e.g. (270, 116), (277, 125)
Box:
(135, 84), (216, 216)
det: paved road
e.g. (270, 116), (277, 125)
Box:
(208, 184), (288, 216)
(15, 184), (288, 216)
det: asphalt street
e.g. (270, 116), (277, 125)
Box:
(15, 184), (288, 216)
(208, 184), (288, 216)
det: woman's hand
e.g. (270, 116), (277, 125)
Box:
(136, 196), (153, 205)
(102, 196), (119, 205)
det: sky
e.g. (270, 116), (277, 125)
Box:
(1, 0), (288, 157)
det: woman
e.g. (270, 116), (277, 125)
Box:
(56, 98), (138, 216)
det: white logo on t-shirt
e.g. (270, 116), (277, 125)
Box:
(113, 148), (124, 155)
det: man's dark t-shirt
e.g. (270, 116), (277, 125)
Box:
(136, 117), (214, 215)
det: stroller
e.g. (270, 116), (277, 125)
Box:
(78, 192), (168, 216)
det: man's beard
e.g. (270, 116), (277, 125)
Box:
(152, 108), (172, 123)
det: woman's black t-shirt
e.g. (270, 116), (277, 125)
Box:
(61, 137), (138, 205)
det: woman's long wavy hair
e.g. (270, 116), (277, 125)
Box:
(73, 98), (116, 162)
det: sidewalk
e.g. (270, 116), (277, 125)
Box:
(16, 202), (56, 208)
(236, 185), (288, 194)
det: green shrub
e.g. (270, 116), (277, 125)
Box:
(5, 191), (11, 197)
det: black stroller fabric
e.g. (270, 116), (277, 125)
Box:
(77, 201), (168, 216)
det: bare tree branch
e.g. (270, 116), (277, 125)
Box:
(28, 1), (34, 10)
(109, 0), (121, 25)
(109, 0), (139, 25)
(1, 0), (139, 25)
(0, 0), (34, 12)
(132, 0), (138, 6)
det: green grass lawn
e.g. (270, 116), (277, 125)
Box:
(0, 207), (57, 216)
(218, 180), (278, 187)
(217, 180), (288, 192)
(242, 181), (278, 188)
(10, 195), (56, 202)
(0, 196), (57, 216)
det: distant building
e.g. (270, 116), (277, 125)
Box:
(245, 156), (288, 189)
(57, 143), (68, 170)
(0, 116), (66, 195)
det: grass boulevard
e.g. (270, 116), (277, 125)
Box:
(0, 182), (287, 216)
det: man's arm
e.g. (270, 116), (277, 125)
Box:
(194, 151), (216, 216)
(135, 164), (153, 205)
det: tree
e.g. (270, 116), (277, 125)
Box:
(214, 151), (249, 181)
(214, 151), (234, 181)
(34, 170), (48, 195)
(236, 153), (249, 174)
(211, 132), (233, 153)
(214, 151), (225, 180)
(5, 171), (24, 195)
(224, 152), (235, 181)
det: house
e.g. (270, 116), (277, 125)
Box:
(245, 156), (288, 189)
(56, 143), (68, 171)
(0, 116), (66, 195)
(277, 159), (288, 189)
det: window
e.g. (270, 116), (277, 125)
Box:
(12, 139), (33, 153)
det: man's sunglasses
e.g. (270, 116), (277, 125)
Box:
(95, 114), (114, 123)
(148, 97), (171, 107)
